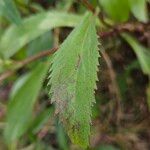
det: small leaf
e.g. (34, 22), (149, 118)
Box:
(2, 0), (21, 25)
(128, 0), (148, 23)
(99, 0), (130, 22)
(4, 62), (49, 143)
(122, 33), (150, 75)
(0, 11), (81, 59)
(48, 13), (100, 148)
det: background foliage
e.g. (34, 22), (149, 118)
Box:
(0, 0), (150, 150)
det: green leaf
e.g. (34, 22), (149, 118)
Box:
(4, 62), (49, 143)
(129, 0), (148, 22)
(122, 33), (150, 75)
(0, 1), (4, 16)
(9, 73), (30, 99)
(48, 13), (100, 148)
(99, 0), (130, 22)
(27, 31), (53, 56)
(56, 121), (69, 150)
(2, 0), (21, 25)
(97, 144), (120, 150)
(0, 11), (81, 59)
(29, 107), (54, 134)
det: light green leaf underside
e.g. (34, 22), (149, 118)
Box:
(48, 13), (100, 148)
(99, 0), (130, 22)
(0, 11), (81, 59)
(122, 33), (150, 75)
(0, 1), (5, 16)
(128, 0), (148, 23)
(2, 0), (21, 25)
(4, 62), (49, 143)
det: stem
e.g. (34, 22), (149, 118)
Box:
(99, 22), (149, 38)
(0, 21), (149, 83)
(19, 47), (58, 66)
(101, 50), (122, 126)
(0, 47), (58, 84)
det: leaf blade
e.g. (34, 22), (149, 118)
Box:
(0, 11), (81, 59)
(2, 0), (21, 25)
(99, 0), (130, 22)
(129, 0), (148, 23)
(48, 13), (100, 148)
(122, 33), (150, 75)
(4, 62), (49, 143)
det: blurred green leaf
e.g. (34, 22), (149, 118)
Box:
(20, 144), (35, 150)
(56, 0), (74, 11)
(4, 62), (49, 143)
(56, 121), (68, 150)
(27, 31), (53, 56)
(89, 0), (99, 7)
(34, 141), (53, 150)
(129, 0), (148, 22)
(97, 144), (120, 150)
(29, 3), (45, 12)
(9, 73), (30, 99)
(99, 0), (129, 22)
(0, 1), (4, 16)
(122, 33), (150, 75)
(0, 11), (81, 59)
(30, 107), (54, 134)
(2, 0), (21, 25)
